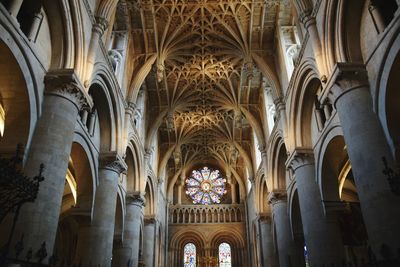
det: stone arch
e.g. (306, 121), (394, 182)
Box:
(144, 177), (156, 215)
(126, 134), (145, 192)
(254, 173), (271, 214)
(96, 0), (119, 24)
(69, 139), (96, 213)
(0, 32), (40, 161)
(269, 136), (288, 191)
(54, 140), (95, 264)
(88, 74), (119, 152)
(324, 0), (364, 67)
(376, 32), (400, 163)
(43, 0), (86, 74)
(287, 60), (321, 149)
(316, 126), (346, 202)
(210, 229), (246, 267)
(91, 65), (123, 148)
(169, 229), (206, 266)
(113, 189), (125, 249)
(287, 187), (305, 252)
(318, 132), (369, 259)
(40, 0), (81, 70)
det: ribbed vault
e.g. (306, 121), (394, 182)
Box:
(129, 0), (292, 190)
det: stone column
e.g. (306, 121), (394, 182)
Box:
(80, 108), (89, 126)
(300, 14), (326, 78)
(177, 171), (185, 205)
(268, 191), (304, 267)
(274, 97), (288, 141)
(7, 0), (24, 18)
(231, 180), (237, 204)
(327, 63), (400, 257)
(368, 2), (386, 33)
(259, 215), (278, 267)
(143, 217), (156, 267)
(113, 194), (145, 267)
(7, 70), (91, 264)
(287, 150), (345, 265)
(85, 16), (108, 86)
(259, 145), (269, 182)
(75, 152), (126, 267)
(27, 11), (43, 41)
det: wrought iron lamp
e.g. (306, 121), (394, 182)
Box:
(0, 145), (45, 266)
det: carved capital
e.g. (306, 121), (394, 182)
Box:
(258, 213), (272, 223)
(268, 190), (287, 205)
(286, 148), (314, 171)
(93, 16), (109, 36)
(144, 147), (154, 161)
(273, 97), (285, 111)
(45, 69), (93, 110)
(144, 216), (156, 225)
(126, 193), (146, 207)
(325, 63), (369, 107)
(299, 12), (315, 30)
(258, 144), (267, 158)
(99, 152), (127, 174)
(126, 102), (137, 114)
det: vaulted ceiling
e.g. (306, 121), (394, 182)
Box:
(129, 0), (293, 185)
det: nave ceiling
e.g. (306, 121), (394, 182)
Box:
(128, 0), (293, 186)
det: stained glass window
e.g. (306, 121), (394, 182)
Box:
(185, 167), (227, 205)
(184, 243), (196, 267)
(219, 243), (232, 267)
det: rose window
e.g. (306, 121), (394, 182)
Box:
(185, 167), (227, 205)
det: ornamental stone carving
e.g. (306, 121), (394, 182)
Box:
(258, 213), (272, 223)
(44, 69), (93, 110)
(144, 216), (157, 225)
(93, 16), (109, 36)
(286, 149), (314, 171)
(99, 152), (128, 174)
(126, 193), (146, 207)
(324, 63), (369, 107)
(267, 190), (287, 205)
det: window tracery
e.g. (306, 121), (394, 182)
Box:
(185, 167), (227, 205)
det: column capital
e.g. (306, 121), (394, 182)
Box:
(93, 16), (109, 36)
(126, 193), (146, 207)
(273, 96), (285, 111)
(286, 148), (314, 171)
(324, 63), (369, 106)
(144, 216), (157, 225)
(258, 144), (267, 158)
(126, 101), (136, 115)
(299, 12), (315, 30)
(99, 152), (127, 174)
(45, 69), (93, 110)
(144, 147), (154, 161)
(258, 213), (272, 223)
(268, 190), (287, 205)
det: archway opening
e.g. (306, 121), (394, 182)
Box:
(54, 142), (94, 265)
(291, 190), (307, 266)
(0, 41), (30, 157)
(321, 136), (369, 264)
(385, 50), (400, 164)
